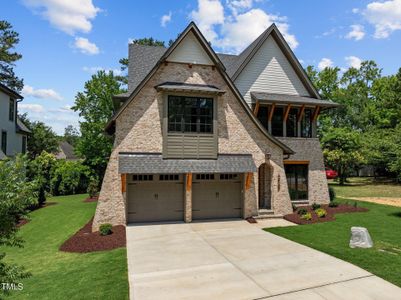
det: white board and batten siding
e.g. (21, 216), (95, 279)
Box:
(235, 35), (311, 106)
(167, 31), (214, 66)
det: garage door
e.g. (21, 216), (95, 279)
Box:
(192, 173), (242, 220)
(127, 174), (184, 223)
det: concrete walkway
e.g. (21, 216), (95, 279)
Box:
(126, 220), (401, 300)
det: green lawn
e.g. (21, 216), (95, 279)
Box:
(266, 199), (401, 287)
(329, 177), (401, 198)
(1, 194), (129, 300)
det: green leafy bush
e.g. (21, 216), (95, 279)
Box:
(99, 223), (113, 236)
(297, 208), (308, 215)
(329, 186), (336, 202)
(87, 176), (99, 198)
(315, 208), (327, 218)
(329, 201), (339, 207)
(51, 160), (90, 195)
(0, 156), (37, 296)
(300, 212), (312, 220)
(27, 151), (57, 206)
(312, 203), (321, 210)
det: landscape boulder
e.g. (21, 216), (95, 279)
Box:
(350, 227), (373, 248)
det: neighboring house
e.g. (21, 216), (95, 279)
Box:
(93, 22), (339, 230)
(0, 83), (30, 159)
(55, 141), (79, 161)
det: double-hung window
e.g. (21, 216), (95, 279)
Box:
(9, 99), (15, 122)
(168, 96), (213, 134)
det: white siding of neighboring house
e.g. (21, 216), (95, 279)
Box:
(0, 91), (25, 157)
(235, 35), (311, 106)
(167, 31), (214, 66)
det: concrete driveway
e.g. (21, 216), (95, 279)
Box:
(126, 220), (401, 300)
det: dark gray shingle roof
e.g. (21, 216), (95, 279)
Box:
(16, 118), (31, 134)
(128, 44), (167, 91)
(155, 82), (225, 95)
(251, 92), (340, 108)
(118, 153), (257, 174)
(58, 141), (78, 160)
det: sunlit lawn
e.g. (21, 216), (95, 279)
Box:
(1, 194), (129, 300)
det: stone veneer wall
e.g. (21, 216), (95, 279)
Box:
(277, 137), (330, 204)
(92, 62), (293, 231)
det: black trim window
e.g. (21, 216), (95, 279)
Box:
(132, 174), (153, 181)
(271, 107), (284, 137)
(9, 99), (15, 122)
(168, 96), (213, 133)
(257, 106), (268, 130)
(285, 164), (308, 201)
(301, 109), (312, 138)
(286, 108), (298, 137)
(1, 131), (7, 155)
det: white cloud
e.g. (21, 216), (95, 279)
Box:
(191, 0), (225, 42)
(345, 24), (365, 41)
(363, 0), (401, 38)
(345, 56), (362, 69)
(82, 66), (122, 76)
(161, 11), (172, 27)
(352, 8), (360, 14)
(19, 103), (45, 113)
(23, 0), (100, 35)
(22, 85), (63, 101)
(190, 0), (298, 53)
(318, 58), (334, 70)
(74, 37), (99, 55)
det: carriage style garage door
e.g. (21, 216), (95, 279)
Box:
(192, 173), (242, 220)
(127, 174), (184, 223)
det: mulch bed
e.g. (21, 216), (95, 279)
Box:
(246, 217), (257, 223)
(59, 218), (126, 253)
(285, 204), (369, 225)
(83, 196), (99, 203)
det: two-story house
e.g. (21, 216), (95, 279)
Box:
(0, 83), (30, 159)
(92, 22), (339, 230)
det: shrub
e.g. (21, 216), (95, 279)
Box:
(312, 203), (321, 210)
(297, 208), (308, 215)
(329, 201), (339, 208)
(300, 212), (312, 220)
(315, 208), (327, 218)
(0, 156), (36, 295)
(353, 201), (358, 208)
(329, 186), (336, 202)
(99, 223), (113, 236)
(27, 151), (57, 206)
(51, 160), (90, 195)
(87, 176), (99, 198)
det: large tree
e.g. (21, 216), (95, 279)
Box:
(0, 20), (23, 91)
(72, 71), (123, 180)
(63, 125), (80, 146)
(19, 114), (59, 159)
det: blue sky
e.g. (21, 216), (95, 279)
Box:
(2, 0), (401, 134)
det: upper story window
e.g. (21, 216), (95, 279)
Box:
(168, 96), (213, 134)
(271, 107), (284, 137)
(9, 99), (15, 122)
(301, 109), (312, 138)
(286, 108), (298, 137)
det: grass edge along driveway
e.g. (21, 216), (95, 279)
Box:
(1, 194), (129, 300)
(266, 199), (401, 288)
